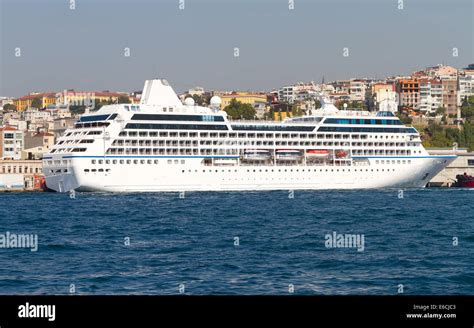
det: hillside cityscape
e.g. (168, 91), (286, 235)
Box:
(2, 63), (474, 164)
(1, 63), (474, 191)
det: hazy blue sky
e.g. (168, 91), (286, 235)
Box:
(1, 0), (473, 97)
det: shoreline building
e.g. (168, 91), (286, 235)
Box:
(0, 159), (44, 191)
(428, 148), (474, 187)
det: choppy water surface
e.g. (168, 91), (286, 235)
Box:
(0, 189), (472, 294)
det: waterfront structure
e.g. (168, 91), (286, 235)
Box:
(0, 159), (43, 190)
(43, 79), (455, 192)
(0, 159), (42, 175)
(428, 148), (474, 187)
(0, 126), (24, 160)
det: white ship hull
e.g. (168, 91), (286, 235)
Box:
(44, 155), (455, 192)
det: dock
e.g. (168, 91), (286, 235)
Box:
(427, 148), (474, 187)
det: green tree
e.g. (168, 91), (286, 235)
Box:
(460, 97), (474, 123)
(118, 95), (131, 104)
(462, 107), (474, 122)
(69, 105), (86, 115)
(223, 98), (256, 120)
(421, 122), (474, 151)
(94, 101), (108, 111)
(2, 103), (17, 112)
(183, 94), (210, 106)
(435, 107), (445, 116)
(350, 101), (366, 110)
(31, 97), (42, 109)
(397, 113), (412, 124)
(291, 104), (303, 117)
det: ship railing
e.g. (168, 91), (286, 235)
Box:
(227, 119), (317, 126)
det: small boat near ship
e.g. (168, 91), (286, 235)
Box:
(453, 173), (474, 188)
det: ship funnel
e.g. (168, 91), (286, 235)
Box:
(140, 79), (182, 107)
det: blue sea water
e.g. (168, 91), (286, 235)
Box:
(0, 189), (472, 295)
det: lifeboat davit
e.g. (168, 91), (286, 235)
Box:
(306, 149), (330, 158)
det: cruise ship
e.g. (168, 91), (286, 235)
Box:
(43, 79), (456, 192)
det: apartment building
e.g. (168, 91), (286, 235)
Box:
(0, 126), (24, 160)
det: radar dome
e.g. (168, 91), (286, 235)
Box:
(210, 96), (222, 107)
(184, 97), (195, 106)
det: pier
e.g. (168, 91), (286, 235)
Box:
(427, 148), (474, 187)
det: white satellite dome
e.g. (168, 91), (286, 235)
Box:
(184, 97), (195, 106)
(210, 96), (222, 106)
